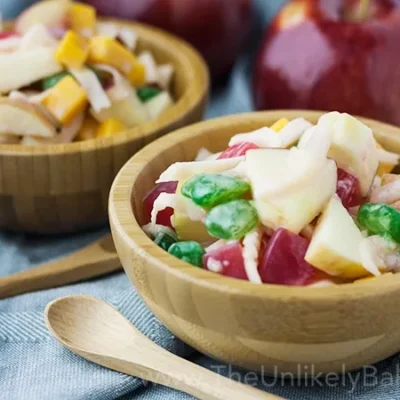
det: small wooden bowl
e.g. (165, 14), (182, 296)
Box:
(110, 110), (400, 375)
(0, 19), (208, 233)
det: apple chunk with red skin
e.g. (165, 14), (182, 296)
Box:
(253, 0), (400, 126)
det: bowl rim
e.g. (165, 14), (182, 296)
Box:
(109, 110), (400, 301)
(0, 18), (209, 156)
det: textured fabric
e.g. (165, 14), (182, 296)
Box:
(2, 1), (400, 399)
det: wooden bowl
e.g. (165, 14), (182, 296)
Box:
(109, 110), (400, 375)
(0, 19), (208, 233)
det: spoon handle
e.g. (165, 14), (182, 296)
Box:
(0, 234), (120, 299)
(80, 337), (285, 400)
(142, 351), (285, 400)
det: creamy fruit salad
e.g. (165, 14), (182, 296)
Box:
(0, 0), (174, 145)
(142, 112), (400, 286)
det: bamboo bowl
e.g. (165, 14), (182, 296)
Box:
(110, 110), (400, 375)
(0, 19), (208, 233)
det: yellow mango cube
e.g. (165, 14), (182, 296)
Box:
(128, 62), (146, 87)
(69, 3), (96, 37)
(75, 116), (98, 141)
(42, 76), (88, 124)
(96, 118), (126, 138)
(270, 118), (289, 132)
(55, 30), (88, 68)
(88, 36), (137, 76)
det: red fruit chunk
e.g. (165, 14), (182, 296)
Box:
(259, 228), (319, 286)
(203, 242), (247, 280)
(218, 142), (259, 159)
(336, 168), (362, 209)
(142, 181), (178, 228)
(0, 32), (18, 40)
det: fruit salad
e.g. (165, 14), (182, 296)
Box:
(0, 0), (174, 145)
(142, 112), (400, 286)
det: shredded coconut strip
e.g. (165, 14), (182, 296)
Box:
(138, 51), (158, 83)
(150, 193), (177, 227)
(242, 229), (262, 284)
(229, 118), (312, 149)
(93, 64), (132, 101)
(156, 157), (244, 183)
(69, 67), (111, 112)
(370, 177), (400, 204)
(229, 127), (278, 148)
(118, 27), (138, 50)
(276, 118), (313, 147)
(157, 64), (174, 89)
(377, 148), (400, 165)
(195, 147), (224, 162)
(195, 147), (213, 161)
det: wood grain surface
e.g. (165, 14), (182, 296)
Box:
(0, 18), (209, 233)
(0, 234), (120, 299)
(109, 110), (400, 375)
(46, 295), (285, 399)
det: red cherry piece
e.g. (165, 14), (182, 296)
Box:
(218, 142), (259, 159)
(336, 168), (362, 209)
(142, 181), (178, 228)
(203, 242), (248, 280)
(259, 228), (319, 286)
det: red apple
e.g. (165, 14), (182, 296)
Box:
(83, 0), (252, 78)
(253, 0), (400, 126)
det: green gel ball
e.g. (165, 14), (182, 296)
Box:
(137, 86), (161, 102)
(168, 241), (205, 268)
(42, 71), (71, 90)
(154, 231), (177, 251)
(181, 174), (250, 208)
(205, 199), (259, 240)
(357, 203), (400, 244)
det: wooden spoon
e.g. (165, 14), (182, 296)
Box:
(45, 295), (285, 400)
(0, 234), (120, 299)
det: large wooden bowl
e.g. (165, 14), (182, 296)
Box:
(109, 111), (400, 375)
(0, 19), (208, 233)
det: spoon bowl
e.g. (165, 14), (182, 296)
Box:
(45, 295), (283, 400)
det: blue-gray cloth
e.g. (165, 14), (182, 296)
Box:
(2, 1), (400, 399)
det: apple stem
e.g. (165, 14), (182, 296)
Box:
(356, 0), (371, 21)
